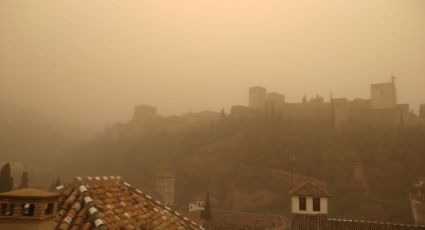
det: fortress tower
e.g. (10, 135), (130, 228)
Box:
(249, 86), (267, 110)
(370, 78), (397, 109)
(155, 172), (176, 206)
(132, 104), (157, 122)
(290, 182), (329, 230)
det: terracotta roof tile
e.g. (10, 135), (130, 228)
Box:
(290, 181), (330, 197)
(290, 214), (425, 230)
(55, 176), (201, 230)
(184, 209), (289, 229)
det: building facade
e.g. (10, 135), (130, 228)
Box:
(155, 172), (176, 206)
(290, 182), (425, 230)
(249, 86), (267, 110)
(370, 80), (397, 109)
(0, 188), (59, 230)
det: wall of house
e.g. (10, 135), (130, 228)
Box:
(291, 196), (328, 215)
(0, 219), (56, 230)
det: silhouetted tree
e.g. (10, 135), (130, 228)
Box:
(19, 171), (29, 188)
(0, 163), (14, 193)
(200, 192), (212, 221)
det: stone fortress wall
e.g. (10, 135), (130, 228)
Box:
(241, 79), (425, 129)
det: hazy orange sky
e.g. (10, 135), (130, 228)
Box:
(1, 0), (424, 130)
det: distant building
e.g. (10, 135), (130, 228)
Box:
(156, 172), (176, 206)
(410, 179), (425, 225)
(132, 104), (157, 122)
(370, 79), (397, 110)
(244, 78), (425, 130)
(267, 92), (285, 105)
(249, 86), (267, 110)
(188, 193), (218, 212)
(290, 182), (425, 230)
(230, 105), (250, 118)
(309, 95), (325, 104)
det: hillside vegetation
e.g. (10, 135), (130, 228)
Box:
(63, 112), (425, 223)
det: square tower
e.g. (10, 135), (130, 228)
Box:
(370, 80), (397, 109)
(155, 172), (176, 206)
(249, 86), (267, 110)
(133, 105), (157, 122)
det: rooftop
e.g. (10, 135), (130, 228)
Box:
(55, 176), (201, 230)
(0, 188), (59, 199)
(185, 209), (289, 230)
(290, 181), (330, 197)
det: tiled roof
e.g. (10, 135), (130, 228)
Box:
(290, 181), (330, 197)
(0, 188), (59, 198)
(290, 214), (425, 230)
(328, 218), (425, 230)
(55, 176), (201, 230)
(184, 209), (289, 230)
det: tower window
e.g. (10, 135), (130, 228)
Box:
(313, 198), (321, 212)
(45, 203), (54, 215)
(0, 203), (14, 216)
(22, 203), (35, 216)
(299, 197), (306, 211)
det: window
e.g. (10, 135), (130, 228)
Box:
(299, 197), (306, 211)
(313, 198), (321, 212)
(22, 203), (35, 216)
(45, 203), (54, 215)
(0, 203), (14, 216)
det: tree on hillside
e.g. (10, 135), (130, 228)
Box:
(0, 163), (14, 193)
(200, 192), (212, 221)
(19, 171), (29, 188)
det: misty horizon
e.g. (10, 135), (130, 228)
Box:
(1, 0), (425, 131)
(1, 1), (425, 229)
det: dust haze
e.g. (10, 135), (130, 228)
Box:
(1, 0), (425, 130)
(2, 1), (425, 229)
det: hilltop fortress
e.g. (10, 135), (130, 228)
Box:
(105, 78), (425, 141)
(235, 78), (425, 129)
